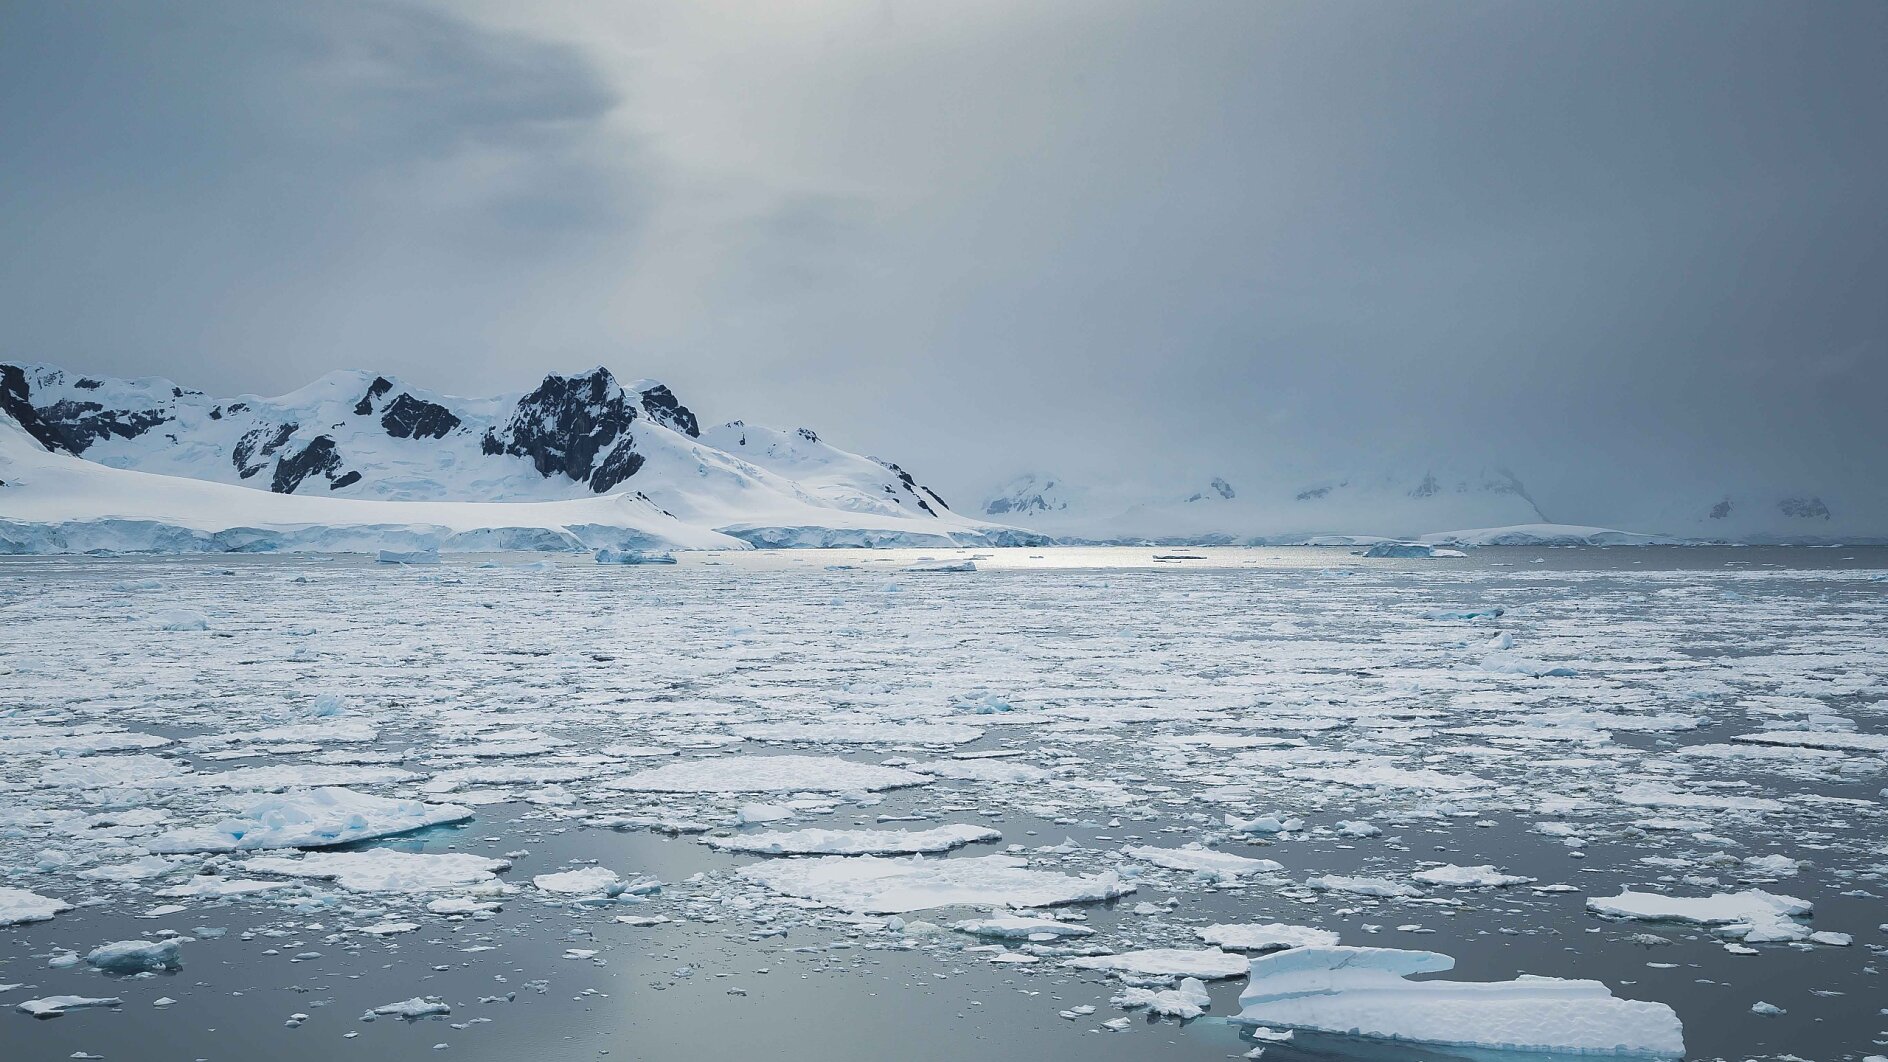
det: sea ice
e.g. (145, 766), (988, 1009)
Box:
(1585, 889), (1814, 942)
(1126, 845), (1283, 878)
(607, 755), (929, 793)
(533, 867), (626, 896)
(148, 788), (473, 852)
(1197, 923), (1340, 952)
(239, 849), (510, 892)
(1233, 946), (1684, 1056)
(1066, 948), (1249, 980)
(707, 824), (1001, 856)
(1411, 864), (1536, 888)
(0, 886), (72, 926)
(950, 914), (1096, 940)
(1307, 875), (1420, 898)
(740, 854), (1133, 914)
(17, 995), (123, 1019)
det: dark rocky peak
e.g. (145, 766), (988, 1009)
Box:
(483, 367), (644, 492)
(0, 363), (170, 455)
(1778, 496), (1831, 520)
(353, 376), (394, 416)
(1187, 477), (1236, 502)
(874, 458), (947, 515)
(380, 393), (461, 440)
(269, 435), (356, 493)
(636, 383), (699, 438)
(797, 427), (819, 443)
(232, 422), (298, 480)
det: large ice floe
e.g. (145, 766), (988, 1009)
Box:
(0, 886), (72, 926)
(1233, 946), (1685, 1056)
(606, 755), (929, 793)
(738, 854), (1134, 914)
(1585, 889), (1816, 942)
(706, 824), (1001, 855)
(147, 788), (472, 852)
(237, 850), (511, 892)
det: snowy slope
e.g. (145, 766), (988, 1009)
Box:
(0, 362), (1042, 553)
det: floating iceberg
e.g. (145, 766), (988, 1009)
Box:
(86, 939), (184, 974)
(1233, 946), (1684, 1056)
(533, 867), (627, 896)
(1362, 542), (1467, 559)
(950, 914), (1096, 940)
(740, 854), (1133, 914)
(148, 788), (473, 853)
(375, 549), (440, 565)
(707, 824), (1001, 856)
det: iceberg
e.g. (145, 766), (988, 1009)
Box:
(1233, 946), (1684, 1056)
(1197, 922), (1340, 952)
(1585, 889), (1813, 942)
(1125, 844), (1283, 878)
(1066, 948), (1249, 980)
(86, 939), (184, 974)
(238, 849), (510, 892)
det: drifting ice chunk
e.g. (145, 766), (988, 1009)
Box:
(148, 788), (473, 853)
(1585, 889), (1813, 942)
(1616, 784), (1783, 813)
(1198, 923), (1340, 952)
(239, 849), (510, 892)
(1226, 814), (1303, 835)
(1411, 864), (1536, 888)
(950, 914), (1096, 940)
(533, 867), (625, 896)
(1115, 976), (1212, 1019)
(86, 939), (184, 973)
(1234, 946), (1684, 1057)
(1362, 542), (1465, 559)
(1126, 845), (1283, 877)
(0, 886), (72, 926)
(608, 755), (928, 793)
(1067, 948), (1249, 980)
(17, 995), (123, 1019)
(707, 824), (1001, 856)
(370, 997), (450, 1020)
(40, 754), (188, 789)
(740, 854), (1133, 914)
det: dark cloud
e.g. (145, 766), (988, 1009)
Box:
(2, 0), (1882, 522)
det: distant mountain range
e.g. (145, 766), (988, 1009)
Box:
(0, 362), (1042, 553)
(2, 360), (1878, 554)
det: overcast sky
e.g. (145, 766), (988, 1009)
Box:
(3, 1), (1883, 512)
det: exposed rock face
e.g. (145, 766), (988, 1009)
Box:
(1778, 496), (1830, 520)
(482, 368), (646, 493)
(1, 365), (170, 454)
(636, 383), (699, 438)
(354, 377), (393, 416)
(232, 422), (297, 480)
(271, 436), (347, 493)
(380, 394), (461, 440)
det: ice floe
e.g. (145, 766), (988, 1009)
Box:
(1234, 946), (1685, 1056)
(148, 788), (472, 852)
(706, 824), (1001, 855)
(739, 854), (1133, 913)
(607, 755), (929, 793)
(238, 849), (511, 892)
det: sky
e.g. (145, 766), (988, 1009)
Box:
(2, 0), (1883, 519)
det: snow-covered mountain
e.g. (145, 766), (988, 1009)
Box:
(981, 464), (1887, 544)
(0, 362), (1044, 553)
